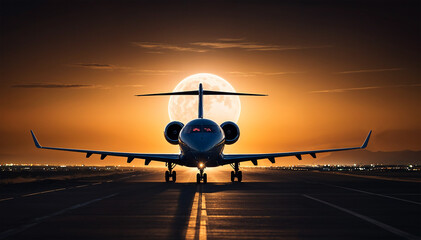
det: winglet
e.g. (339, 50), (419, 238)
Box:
(361, 130), (372, 149)
(30, 130), (42, 148)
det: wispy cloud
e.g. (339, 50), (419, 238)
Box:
(311, 84), (421, 93)
(70, 63), (181, 75)
(11, 83), (145, 89)
(11, 83), (94, 88)
(132, 42), (208, 53)
(336, 68), (403, 74)
(228, 71), (300, 77)
(71, 63), (117, 70)
(133, 39), (330, 53)
(131, 69), (182, 75)
(217, 38), (246, 42)
(191, 41), (325, 51)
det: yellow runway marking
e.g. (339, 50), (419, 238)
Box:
(199, 193), (207, 240)
(185, 191), (200, 240)
(185, 186), (207, 240)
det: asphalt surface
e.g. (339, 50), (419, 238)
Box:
(0, 168), (420, 240)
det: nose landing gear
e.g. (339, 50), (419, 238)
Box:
(196, 169), (207, 184)
(165, 163), (177, 182)
(230, 162), (242, 182)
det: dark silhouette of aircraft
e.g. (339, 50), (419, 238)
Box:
(31, 83), (371, 183)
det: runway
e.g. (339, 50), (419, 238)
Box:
(0, 168), (420, 240)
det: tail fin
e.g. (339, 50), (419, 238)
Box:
(136, 83), (267, 119)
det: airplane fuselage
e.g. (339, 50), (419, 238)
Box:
(179, 118), (225, 168)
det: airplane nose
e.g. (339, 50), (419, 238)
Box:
(194, 144), (213, 153)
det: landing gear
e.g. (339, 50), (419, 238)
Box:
(230, 162), (242, 182)
(165, 163), (177, 182)
(196, 169), (207, 184)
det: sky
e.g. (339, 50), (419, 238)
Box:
(0, 0), (420, 166)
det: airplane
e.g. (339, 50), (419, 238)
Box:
(30, 83), (372, 183)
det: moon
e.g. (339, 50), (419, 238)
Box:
(168, 73), (241, 124)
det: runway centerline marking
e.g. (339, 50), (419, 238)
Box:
(185, 191), (200, 240)
(302, 194), (420, 240)
(325, 183), (421, 205)
(0, 193), (118, 240)
(199, 193), (207, 240)
(185, 186), (207, 240)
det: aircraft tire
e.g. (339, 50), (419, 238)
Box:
(196, 173), (201, 184)
(172, 171), (176, 182)
(165, 171), (170, 182)
(203, 173), (207, 184)
(231, 171), (235, 182)
(237, 171), (242, 182)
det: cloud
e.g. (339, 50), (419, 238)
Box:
(336, 68), (403, 74)
(70, 62), (181, 75)
(131, 69), (182, 75)
(133, 39), (330, 53)
(217, 38), (246, 42)
(132, 42), (208, 53)
(11, 83), (93, 88)
(228, 71), (300, 77)
(311, 84), (421, 93)
(71, 63), (116, 70)
(191, 41), (318, 51)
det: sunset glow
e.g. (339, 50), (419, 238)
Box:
(0, 1), (419, 166)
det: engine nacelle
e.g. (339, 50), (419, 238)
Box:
(164, 121), (184, 145)
(221, 121), (240, 145)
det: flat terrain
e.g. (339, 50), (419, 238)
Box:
(0, 168), (420, 240)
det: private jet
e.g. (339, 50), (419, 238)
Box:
(31, 83), (371, 183)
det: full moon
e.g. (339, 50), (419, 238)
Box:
(168, 73), (241, 124)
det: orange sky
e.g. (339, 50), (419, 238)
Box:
(0, 1), (420, 166)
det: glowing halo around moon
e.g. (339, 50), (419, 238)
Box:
(168, 73), (241, 124)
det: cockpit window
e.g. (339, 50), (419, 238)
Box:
(185, 125), (219, 133)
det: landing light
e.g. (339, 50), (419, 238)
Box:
(199, 163), (205, 169)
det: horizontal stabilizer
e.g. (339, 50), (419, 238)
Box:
(136, 90), (267, 97)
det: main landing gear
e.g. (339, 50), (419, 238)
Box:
(196, 169), (207, 184)
(165, 163), (176, 182)
(230, 162), (242, 182)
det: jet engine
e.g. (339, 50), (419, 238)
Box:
(221, 121), (240, 144)
(164, 121), (184, 145)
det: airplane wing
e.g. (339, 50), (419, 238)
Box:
(221, 130), (372, 165)
(30, 130), (180, 165)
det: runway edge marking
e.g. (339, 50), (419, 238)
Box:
(325, 183), (421, 205)
(0, 193), (119, 240)
(302, 194), (420, 240)
(21, 187), (67, 197)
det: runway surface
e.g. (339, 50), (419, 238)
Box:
(0, 167), (420, 240)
